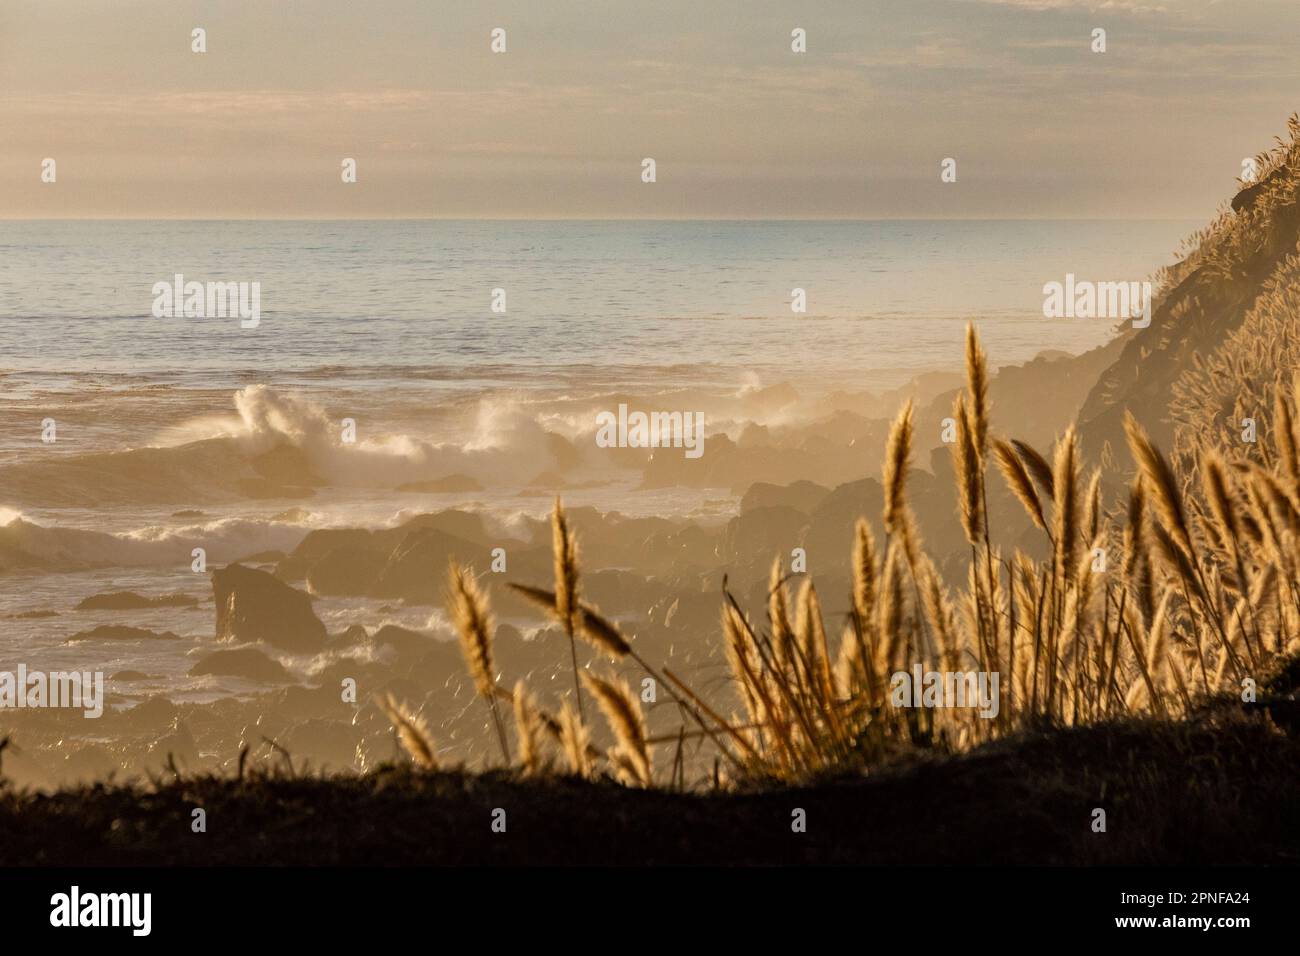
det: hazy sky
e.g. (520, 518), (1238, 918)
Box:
(2, 0), (1298, 219)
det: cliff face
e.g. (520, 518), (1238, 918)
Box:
(1076, 115), (1300, 474)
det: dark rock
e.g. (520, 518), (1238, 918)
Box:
(250, 443), (326, 487)
(544, 432), (581, 471)
(325, 624), (371, 651)
(372, 624), (439, 660)
(306, 546), (385, 596)
(718, 506), (809, 565)
(737, 422), (772, 448)
(803, 478), (884, 571)
(638, 524), (719, 573)
(76, 591), (199, 611)
(368, 530), (485, 603)
(740, 480), (831, 515)
(65, 625), (179, 643)
(311, 661), (396, 706)
(234, 550), (287, 565)
(189, 647), (292, 684)
(120, 695), (179, 729)
(276, 528), (377, 581)
(578, 569), (657, 614)
(406, 641), (470, 689)
(212, 563), (326, 652)
(391, 509), (493, 546)
(646, 590), (719, 639)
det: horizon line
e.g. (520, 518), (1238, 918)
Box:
(0, 215), (1205, 223)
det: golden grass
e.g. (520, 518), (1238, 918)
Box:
(379, 322), (1300, 789)
(511, 680), (545, 776)
(1168, 114), (1300, 469)
(449, 561), (510, 763)
(582, 673), (652, 787)
(377, 694), (438, 770)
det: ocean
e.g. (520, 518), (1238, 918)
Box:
(0, 218), (1195, 704)
(0, 218), (1192, 384)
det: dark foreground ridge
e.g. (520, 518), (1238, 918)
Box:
(2, 699), (1296, 866)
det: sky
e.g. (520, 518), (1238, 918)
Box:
(1, 0), (1298, 219)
